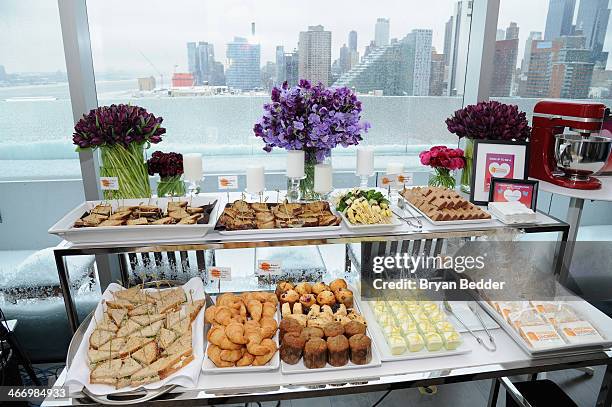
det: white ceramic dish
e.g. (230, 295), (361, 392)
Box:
(281, 286), (382, 374)
(202, 293), (280, 373)
(402, 198), (493, 226)
(360, 300), (472, 362)
(479, 300), (612, 358)
(339, 211), (403, 231)
(48, 196), (220, 245)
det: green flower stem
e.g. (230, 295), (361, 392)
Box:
(157, 175), (186, 197)
(429, 167), (456, 189)
(460, 138), (474, 194)
(100, 143), (151, 199)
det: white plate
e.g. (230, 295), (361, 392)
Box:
(202, 293), (280, 373)
(281, 286), (382, 374)
(402, 198), (493, 226)
(49, 196), (220, 245)
(65, 278), (206, 396)
(339, 211), (403, 231)
(479, 300), (612, 358)
(360, 300), (472, 362)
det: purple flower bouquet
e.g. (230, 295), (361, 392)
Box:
(73, 104), (166, 198)
(253, 80), (369, 198)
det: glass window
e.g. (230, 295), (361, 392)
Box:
(86, 0), (471, 172)
(494, 0), (612, 115)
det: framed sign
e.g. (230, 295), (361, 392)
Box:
(488, 178), (539, 209)
(470, 140), (529, 205)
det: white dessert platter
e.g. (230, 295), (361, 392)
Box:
(49, 196), (220, 245)
(339, 210), (403, 231)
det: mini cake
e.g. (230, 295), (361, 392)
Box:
(559, 321), (603, 344)
(323, 321), (345, 338)
(317, 290), (337, 306)
(405, 332), (424, 352)
(303, 338), (327, 369)
(334, 288), (354, 308)
(329, 278), (348, 293)
(275, 281), (294, 299)
(281, 332), (306, 364)
(327, 334), (349, 367)
(280, 318), (303, 341)
(423, 332), (444, 351)
(280, 289), (300, 306)
(344, 320), (367, 338)
(416, 321), (435, 333)
(400, 320), (419, 333)
(294, 282), (312, 296)
(519, 324), (565, 349)
(420, 301), (439, 314)
(441, 331), (462, 350)
(404, 303), (421, 313)
(311, 282), (331, 295)
(300, 326), (324, 341)
(372, 301), (387, 314)
(376, 314), (396, 327)
(426, 309), (447, 323)
(348, 334), (372, 365)
(435, 321), (455, 333)
(383, 324), (402, 337)
(386, 334), (407, 355)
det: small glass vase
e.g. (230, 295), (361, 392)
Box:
(100, 142), (151, 199)
(157, 175), (186, 197)
(429, 167), (456, 189)
(460, 138), (474, 194)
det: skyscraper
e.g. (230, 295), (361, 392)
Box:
(349, 30), (358, 52)
(524, 40), (562, 97)
(443, 17), (453, 67)
(198, 42), (215, 84)
(275, 45), (286, 84)
(405, 29), (433, 96)
(430, 48), (446, 96)
(226, 37), (261, 91)
(550, 34), (595, 98)
(506, 22), (520, 40)
(491, 38), (519, 96)
(521, 31), (543, 74)
(187, 41), (224, 86)
(375, 18), (390, 47)
(339, 44), (351, 74)
(284, 50), (299, 87)
(298, 25), (332, 85)
(187, 42), (200, 83)
(576, 0), (610, 68)
(447, 0), (473, 96)
(544, 0), (577, 40)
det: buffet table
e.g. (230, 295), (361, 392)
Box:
(47, 191), (612, 407)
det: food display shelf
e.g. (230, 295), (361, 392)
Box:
(46, 191), (612, 407)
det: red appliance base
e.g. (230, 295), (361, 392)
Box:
(545, 176), (602, 190)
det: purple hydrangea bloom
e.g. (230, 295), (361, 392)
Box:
(72, 104), (166, 149)
(445, 100), (530, 141)
(253, 80), (369, 159)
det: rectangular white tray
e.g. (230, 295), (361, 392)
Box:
(360, 300), (472, 362)
(339, 211), (403, 231)
(202, 293), (280, 373)
(281, 286), (382, 374)
(65, 278), (206, 396)
(49, 196), (220, 245)
(402, 198), (493, 226)
(479, 299), (612, 358)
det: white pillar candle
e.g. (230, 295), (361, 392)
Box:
(356, 146), (374, 176)
(386, 162), (404, 175)
(314, 163), (333, 193)
(246, 165), (265, 193)
(183, 153), (203, 181)
(286, 150), (305, 178)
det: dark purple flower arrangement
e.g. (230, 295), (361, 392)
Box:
(253, 80), (370, 161)
(445, 100), (530, 141)
(147, 151), (183, 178)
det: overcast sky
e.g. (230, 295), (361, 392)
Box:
(1, 0), (610, 77)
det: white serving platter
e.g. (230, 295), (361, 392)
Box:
(360, 300), (472, 362)
(65, 278), (206, 396)
(479, 299), (612, 358)
(339, 211), (403, 231)
(49, 196), (220, 245)
(402, 198), (494, 226)
(281, 286), (382, 374)
(202, 293), (280, 373)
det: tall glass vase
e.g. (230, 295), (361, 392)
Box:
(292, 149), (328, 201)
(460, 138), (474, 194)
(99, 142), (151, 199)
(157, 175), (186, 197)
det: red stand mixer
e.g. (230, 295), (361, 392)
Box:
(530, 100), (612, 190)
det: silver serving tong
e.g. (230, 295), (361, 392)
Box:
(392, 209), (420, 229)
(468, 302), (496, 350)
(397, 196), (423, 229)
(443, 300), (496, 351)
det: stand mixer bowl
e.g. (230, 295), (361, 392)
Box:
(554, 134), (612, 181)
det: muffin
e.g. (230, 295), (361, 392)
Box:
(303, 338), (327, 369)
(312, 282), (331, 295)
(275, 281), (294, 299)
(329, 278), (348, 293)
(299, 294), (317, 308)
(349, 334), (372, 365)
(295, 282), (312, 296)
(280, 332), (306, 365)
(334, 288), (354, 308)
(280, 289), (299, 306)
(344, 320), (367, 338)
(327, 335), (349, 367)
(280, 317), (303, 341)
(317, 290), (336, 306)
(300, 326), (324, 341)
(323, 321), (345, 338)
